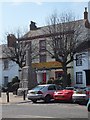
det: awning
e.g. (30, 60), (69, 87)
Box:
(32, 61), (62, 70)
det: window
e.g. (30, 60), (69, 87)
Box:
(48, 85), (56, 90)
(4, 76), (8, 87)
(76, 54), (82, 66)
(39, 40), (46, 52)
(76, 72), (83, 84)
(3, 60), (9, 70)
(40, 54), (46, 62)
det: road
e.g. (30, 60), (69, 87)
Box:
(1, 101), (89, 119)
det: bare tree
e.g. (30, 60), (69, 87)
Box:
(45, 12), (87, 87)
(3, 29), (39, 69)
(3, 29), (39, 90)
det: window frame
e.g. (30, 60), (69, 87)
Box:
(39, 40), (46, 52)
(48, 85), (56, 90)
(40, 54), (46, 63)
(3, 59), (9, 70)
(76, 54), (82, 66)
(4, 76), (8, 87)
(76, 72), (83, 84)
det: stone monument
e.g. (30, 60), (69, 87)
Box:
(18, 44), (37, 95)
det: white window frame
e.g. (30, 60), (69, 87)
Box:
(76, 54), (82, 66)
(76, 72), (83, 84)
(3, 59), (9, 70)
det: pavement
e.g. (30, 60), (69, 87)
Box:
(0, 92), (30, 104)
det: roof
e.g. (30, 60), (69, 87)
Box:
(0, 45), (2, 58)
(76, 40), (90, 53)
(32, 61), (62, 70)
(20, 19), (86, 42)
(0, 44), (9, 59)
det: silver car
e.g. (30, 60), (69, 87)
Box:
(27, 84), (62, 103)
(72, 87), (90, 103)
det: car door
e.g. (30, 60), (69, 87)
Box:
(47, 85), (57, 98)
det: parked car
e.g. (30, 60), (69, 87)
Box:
(65, 87), (76, 90)
(53, 87), (75, 102)
(72, 87), (90, 104)
(87, 98), (90, 112)
(27, 84), (62, 103)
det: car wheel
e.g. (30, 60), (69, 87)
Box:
(88, 104), (90, 112)
(32, 100), (37, 103)
(72, 100), (76, 103)
(69, 99), (73, 103)
(44, 95), (51, 103)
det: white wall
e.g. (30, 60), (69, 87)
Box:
(1, 59), (19, 86)
(74, 52), (89, 87)
(0, 60), (2, 86)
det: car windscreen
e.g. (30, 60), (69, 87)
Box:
(75, 88), (86, 93)
(65, 87), (74, 90)
(56, 85), (63, 90)
(85, 87), (90, 91)
(32, 86), (45, 91)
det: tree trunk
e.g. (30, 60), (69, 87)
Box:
(62, 64), (68, 88)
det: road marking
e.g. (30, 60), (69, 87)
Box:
(15, 115), (55, 118)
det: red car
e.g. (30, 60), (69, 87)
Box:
(53, 87), (74, 102)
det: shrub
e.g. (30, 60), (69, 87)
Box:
(47, 79), (53, 84)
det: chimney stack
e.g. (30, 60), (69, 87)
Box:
(84, 7), (88, 19)
(30, 21), (37, 30)
(7, 34), (16, 47)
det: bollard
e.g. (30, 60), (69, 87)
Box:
(6, 91), (9, 102)
(23, 90), (25, 100)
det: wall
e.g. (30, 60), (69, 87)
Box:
(74, 52), (89, 87)
(0, 60), (2, 86)
(1, 59), (19, 86)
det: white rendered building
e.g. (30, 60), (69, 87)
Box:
(0, 45), (19, 87)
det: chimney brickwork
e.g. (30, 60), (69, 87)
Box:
(30, 21), (37, 30)
(84, 7), (88, 19)
(7, 34), (17, 47)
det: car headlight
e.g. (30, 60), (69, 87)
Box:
(65, 92), (69, 94)
(54, 91), (57, 94)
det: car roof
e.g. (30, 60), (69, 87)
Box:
(38, 84), (56, 87)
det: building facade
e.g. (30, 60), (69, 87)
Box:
(21, 18), (88, 86)
(7, 7), (90, 89)
(73, 44), (90, 87)
(0, 45), (19, 87)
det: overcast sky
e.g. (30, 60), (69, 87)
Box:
(0, 0), (89, 44)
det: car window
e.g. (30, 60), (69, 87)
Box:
(48, 85), (56, 90)
(32, 86), (45, 91)
(56, 85), (62, 90)
(75, 88), (86, 94)
(65, 87), (74, 90)
(85, 87), (90, 91)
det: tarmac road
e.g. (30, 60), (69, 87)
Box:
(0, 92), (89, 120)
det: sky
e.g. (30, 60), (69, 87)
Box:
(0, 0), (89, 44)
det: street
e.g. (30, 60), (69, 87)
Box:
(1, 101), (88, 119)
(0, 92), (89, 120)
